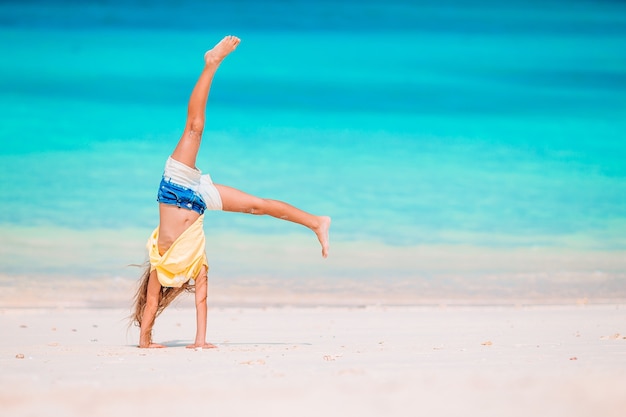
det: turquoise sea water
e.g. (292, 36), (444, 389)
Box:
(1, 0), (625, 302)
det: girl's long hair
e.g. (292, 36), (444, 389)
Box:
(131, 263), (194, 327)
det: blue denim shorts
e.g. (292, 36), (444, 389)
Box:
(157, 177), (207, 215)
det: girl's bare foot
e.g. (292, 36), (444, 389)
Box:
(204, 35), (240, 66)
(315, 216), (331, 258)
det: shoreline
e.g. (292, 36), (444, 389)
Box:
(2, 272), (625, 310)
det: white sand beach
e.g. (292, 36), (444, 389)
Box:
(2, 303), (625, 417)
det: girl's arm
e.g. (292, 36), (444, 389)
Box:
(187, 267), (216, 349)
(139, 270), (166, 348)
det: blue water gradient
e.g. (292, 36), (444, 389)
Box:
(1, 0), (625, 299)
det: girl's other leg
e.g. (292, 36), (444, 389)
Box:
(215, 184), (331, 258)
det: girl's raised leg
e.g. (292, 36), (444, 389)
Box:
(215, 184), (331, 258)
(171, 35), (240, 168)
(158, 36), (240, 254)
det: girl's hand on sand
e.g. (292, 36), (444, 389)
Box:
(186, 342), (217, 349)
(139, 343), (166, 349)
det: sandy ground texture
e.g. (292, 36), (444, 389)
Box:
(1, 304), (626, 417)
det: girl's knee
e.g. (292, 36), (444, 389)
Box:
(188, 117), (205, 136)
(249, 197), (270, 215)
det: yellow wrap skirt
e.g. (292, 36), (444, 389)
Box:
(147, 215), (208, 288)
